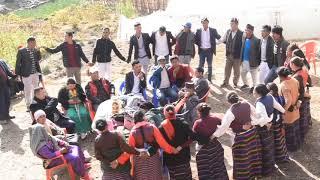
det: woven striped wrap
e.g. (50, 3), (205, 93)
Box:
(284, 119), (301, 152)
(232, 128), (262, 180)
(196, 138), (228, 180)
(257, 126), (275, 175)
(167, 162), (192, 180)
(272, 122), (289, 163)
(132, 152), (162, 180)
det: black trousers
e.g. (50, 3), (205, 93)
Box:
(56, 117), (76, 134)
(0, 84), (10, 121)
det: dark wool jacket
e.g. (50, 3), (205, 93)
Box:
(272, 37), (289, 67)
(15, 48), (42, 77)
(127, 33), (152, 62)
(45, 41), (89, 68)
(159, 118), (208, 166)
(263, 35), (275, 68)
(124, 71), (147, 95)
(224, 29), (243, 59)
(150, 31), (176, 56)
(58, 84), (87, 110)
(30, 96), (65, 123)
(195, 27), (221, 55)
(0, 60), (16, 85)
(92, 38), (126, 63)
(240, 35), (261, 67)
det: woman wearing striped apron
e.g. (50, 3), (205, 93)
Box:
(267, 82), (290, 163)
(211, 92), (262, 180)
(277, 67), (301, 152)
(192, 103), (228, 180)
(290, 57), (312, 141)
(253, 84), (286, 176)
(159, 105), (208, 180)
(128, 110), (178, 180)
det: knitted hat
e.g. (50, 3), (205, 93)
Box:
(34, 110), (46, 121)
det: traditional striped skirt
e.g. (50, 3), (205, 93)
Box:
(232, 128), (262, 180)
(167, 162), (192, 180)
(272, 122), (289, 163)
(299, 98), (311, 140)
(256, 126), (275, 176)
(284, 119), (301, 152)
(102, 170), (131, 180)
(132, 152), (162, 180)
(196, 138), (228, 180)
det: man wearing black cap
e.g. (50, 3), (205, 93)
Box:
(264, 25), (289, 84)
(220, 18), (243, 88)
(240, 24), (261, 93)
(15, 37), (42, 110)
(127, 22), (152, 74)
(43, 31), (92, 84)
(151, 26), (176, 65)
(174, 22), (195, 65)
(195, 17), (221, 82)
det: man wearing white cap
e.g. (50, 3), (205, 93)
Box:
(174, 22), (195, 65)
(85, 66), (114, 112)
(150, 56), (178, 106)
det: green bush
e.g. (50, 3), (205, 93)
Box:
(116, 0), (137, 18)
(14, 0), (83, 19)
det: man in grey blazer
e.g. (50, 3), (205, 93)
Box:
(240, 24), (261, 93)
(15, 37), (42, 110)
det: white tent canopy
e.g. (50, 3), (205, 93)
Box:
(118, 0), (320, 41)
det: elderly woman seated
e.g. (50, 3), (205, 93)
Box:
(29, 123), (91, 179)
(33, 109), (79, 145)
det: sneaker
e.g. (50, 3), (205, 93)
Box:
(0, 120), (8, 125)
(80, 133), (87, 140)
(240, 85), (249, 89)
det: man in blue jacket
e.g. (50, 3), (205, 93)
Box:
(150, 56), (178, 106)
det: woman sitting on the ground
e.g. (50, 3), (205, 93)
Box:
(192, 103), (228, 180)
(58, 78), (92, 139)
(29, 123), (91, 179)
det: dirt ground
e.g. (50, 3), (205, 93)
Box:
(0, 41), (320, 180)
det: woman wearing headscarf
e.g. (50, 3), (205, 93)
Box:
(159, 105), (207, 180)
(128, 110), (178, 180)
(58, 78), (92, 139)
(210, 91), (262, 180)
(277, 67), (301, 151)
(192, 103), (228, 180)
(29, 124), (91, 179)
(252, 84), (286, 176)
(267, 82), (290, 163)
(290, 57), (312, 142)
(94, 119), (143, 180)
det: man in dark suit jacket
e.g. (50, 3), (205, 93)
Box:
(258, 25), (274, 84)
(124, 60), (147, 95)
(150, 26), (176, 65)
(15, 37), (42, 109)
(195, 17), (221, 82)
(127, 22), (152, 74)
(0, 60), (16, 124)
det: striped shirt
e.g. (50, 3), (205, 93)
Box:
(27, 48), (37, 74)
